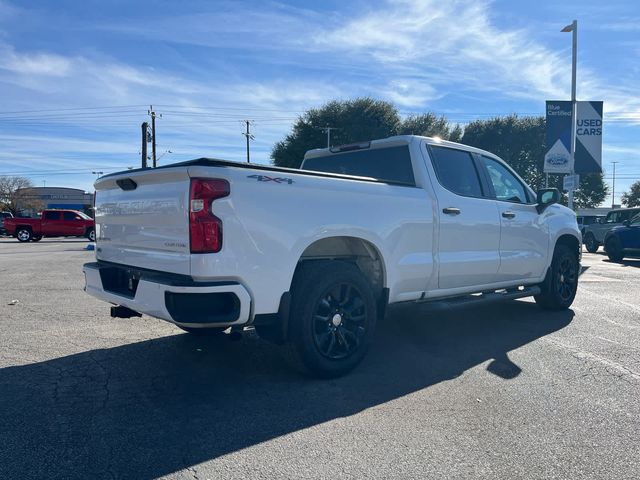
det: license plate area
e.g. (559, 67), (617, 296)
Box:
(99, 266), (141, 298)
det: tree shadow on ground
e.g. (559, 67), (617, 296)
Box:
(0, 301), (573, 479)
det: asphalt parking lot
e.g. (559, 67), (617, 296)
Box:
(0, 238), (638, 480)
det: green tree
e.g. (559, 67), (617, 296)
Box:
(461, 115), (608, 208)
(573, 173), (608, 209)
(621, 180), (640, 207)
(396, 112), (463, 141)
(271, 98), (461, 168)
(272, 98), (400, 168)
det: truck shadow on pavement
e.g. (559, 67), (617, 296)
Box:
(0, 301), (573, 479)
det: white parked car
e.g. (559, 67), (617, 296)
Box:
(84, 135), (581, 376)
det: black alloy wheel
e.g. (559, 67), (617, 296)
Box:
(555, 255), (578, 302)
(312, 283), (367, 360)
(288, 261), (377, 377)
(535, 244), (579, 310)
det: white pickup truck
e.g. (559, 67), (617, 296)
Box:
(84, 135), (581, 376)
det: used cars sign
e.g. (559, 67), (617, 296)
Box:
(575, 101), (603, 174)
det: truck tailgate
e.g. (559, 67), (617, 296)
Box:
(94, 168), (191, 275)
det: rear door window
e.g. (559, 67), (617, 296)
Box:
(44, 211), (59, 220)
(303, 145), (415, 185)
(429, 146), (483, 197)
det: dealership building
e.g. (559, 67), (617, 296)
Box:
(16, 187), (94, 216)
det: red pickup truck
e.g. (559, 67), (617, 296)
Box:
(5, 209), (95, 242)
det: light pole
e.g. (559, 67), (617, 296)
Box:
(561, 19), (577, 210)
(92, 171), (104, 180)
(611, 161), (619, 208)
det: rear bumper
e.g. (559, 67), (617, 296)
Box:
(83, 262), (251, 328)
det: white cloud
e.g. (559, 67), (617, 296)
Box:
(314, 0), (570, 101)
(0, 46), (71, 76)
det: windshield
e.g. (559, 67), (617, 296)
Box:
(75, 211), (91, 220)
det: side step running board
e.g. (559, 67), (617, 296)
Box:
(416, 286), (541, 312)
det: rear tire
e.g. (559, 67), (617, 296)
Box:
(287, 261), (377, 378)
(535, 244), (579, 310)
(16, 228), (32, 242)
(605, 237), (624, 262)
(584, 233), (598, 253)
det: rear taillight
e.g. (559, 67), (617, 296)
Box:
(189, 178), (230, 253)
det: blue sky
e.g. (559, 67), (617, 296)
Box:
(0, 0), (638, 205)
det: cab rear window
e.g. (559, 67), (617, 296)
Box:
(303, 146), (415, 185)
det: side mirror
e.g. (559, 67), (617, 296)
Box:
(536, 188), (560, 214)
(622, 220), (630, 227)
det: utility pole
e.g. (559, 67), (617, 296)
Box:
(241, 120), (254, 163)
(611, 161), (619, 208)
(148, 105), (162, 168)
(319, 126), (339, 148)
(562, 20), (578, 210)
(141, 122), (149, 168)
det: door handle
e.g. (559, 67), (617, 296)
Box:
(502, 211), (516, 219)
(442, 207), (461, 215)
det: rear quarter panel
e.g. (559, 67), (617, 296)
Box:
(5, 217), (41, 234)
(187, 164), (435, 314)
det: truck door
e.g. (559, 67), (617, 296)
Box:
(41, 211), (61, 236)
(426, 145), (501, 289)
(62, 211), (86, 235)
(478, 156), (548, 281)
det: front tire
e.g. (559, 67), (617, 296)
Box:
(535, 244), (579, 310)
(584, 233), (598, 253)
(16, 228), (32, 242)
(287, 261), (377, 378)
(605, 237), (624, 262)
(87, 229), (96, 242)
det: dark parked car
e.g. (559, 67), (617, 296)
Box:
(603, 214), (640, 262)
(0, 211), (14, 236)
(583, 207), (640, 253)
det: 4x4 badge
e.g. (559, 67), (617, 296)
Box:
(248, 174), (294, 184)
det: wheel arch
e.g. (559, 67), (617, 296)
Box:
(255, 235), (388, 345)
(555, 233), (580, 259)
(293, 235), (387, 296)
